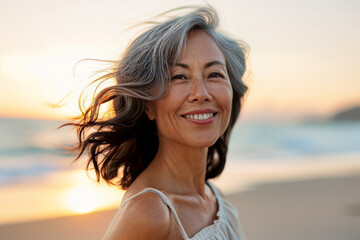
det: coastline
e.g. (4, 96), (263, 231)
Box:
(2, 152), (360, 225)
(1, 171), (360, 239)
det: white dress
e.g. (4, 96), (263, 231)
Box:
(119, 182), (246, 240)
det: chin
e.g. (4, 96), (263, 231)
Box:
(189, 137), (219, 148)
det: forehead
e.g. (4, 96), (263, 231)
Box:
(178, 30), (225, 64)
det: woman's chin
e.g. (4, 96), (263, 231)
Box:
(186, 138), (219, 148)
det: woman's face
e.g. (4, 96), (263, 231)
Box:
(146, 30), (233, 148)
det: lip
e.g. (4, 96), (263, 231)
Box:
(181, 109), (217, 125)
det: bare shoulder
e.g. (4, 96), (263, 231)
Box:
(101, 190), (171, 240)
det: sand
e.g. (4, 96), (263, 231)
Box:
(229, 174), (360, 240)
(1, 173), (359, 240)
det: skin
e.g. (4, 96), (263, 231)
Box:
(102, 30), (233, 240)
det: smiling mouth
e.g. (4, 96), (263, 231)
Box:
(181, 112), (217, 120)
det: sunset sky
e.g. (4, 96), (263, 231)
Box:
(1, 0), (359, 121)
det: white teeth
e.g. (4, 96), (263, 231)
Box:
(184, 113), (214, 120)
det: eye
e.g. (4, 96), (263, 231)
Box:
(208, 72), (224, 78)
(171, 74), (187, 80)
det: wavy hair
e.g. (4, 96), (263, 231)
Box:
(64, 6), (249, 190)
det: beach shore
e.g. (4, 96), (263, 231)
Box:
(1, 172), (359, 240)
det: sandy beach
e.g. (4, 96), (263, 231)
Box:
(1, 172), (359, 240)
(230, 173), (360, 240)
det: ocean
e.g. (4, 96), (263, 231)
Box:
(1, 117), (360, 186)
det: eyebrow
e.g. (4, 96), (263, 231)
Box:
(173, 60), (226, 69)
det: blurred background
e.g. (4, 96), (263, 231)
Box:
(0, 0), (359, 239)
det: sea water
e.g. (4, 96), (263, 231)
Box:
(228, 120), (360, 161)
(0, 117), (360, 186)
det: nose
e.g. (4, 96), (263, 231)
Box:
(187, 77), (212, 103)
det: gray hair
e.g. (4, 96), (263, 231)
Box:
(68, 6), (250, 189)
(114, 6), (248, 99)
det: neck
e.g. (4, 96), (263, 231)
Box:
(146, 138), (209, 197)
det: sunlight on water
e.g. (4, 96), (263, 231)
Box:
(0, 169), (124, 224)
(66, 185), (102, 214)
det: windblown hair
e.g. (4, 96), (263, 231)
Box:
(65, 6), (249, 190)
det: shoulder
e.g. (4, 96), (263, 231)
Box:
(102, 190), (171, 240)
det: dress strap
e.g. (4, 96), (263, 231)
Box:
(121, 188), (190, 240)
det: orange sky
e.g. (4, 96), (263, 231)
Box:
(1, 0), (359, 121)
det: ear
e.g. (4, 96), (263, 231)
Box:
(144, 102), (155, 121)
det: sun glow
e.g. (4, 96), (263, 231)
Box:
(66, 185), (102, 214)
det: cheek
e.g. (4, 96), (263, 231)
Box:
(211, 84), (233, 130)
(153, 85), (186, 118)
(223, 90), (233, 124)
(151, 93), (181, 130)
(211, 83), (233, 110)
(224, 88), (233, 109)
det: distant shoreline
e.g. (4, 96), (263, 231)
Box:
(331, 105), (360, 121)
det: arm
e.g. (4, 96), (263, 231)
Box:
(101, 191), (171, 240)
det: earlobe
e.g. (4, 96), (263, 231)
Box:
(145, 103), (155, 121)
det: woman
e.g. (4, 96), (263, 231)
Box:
(68, 6), (248, 240)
